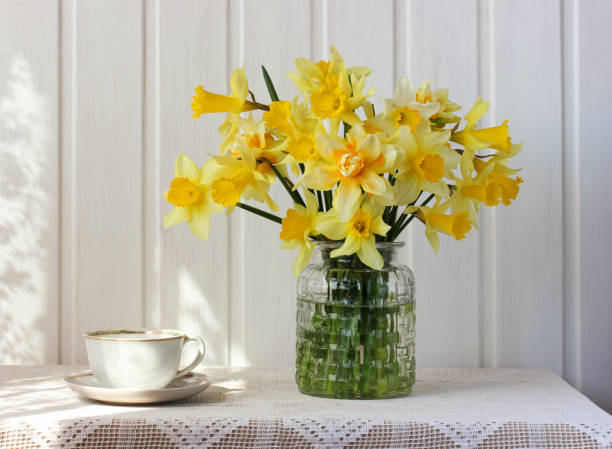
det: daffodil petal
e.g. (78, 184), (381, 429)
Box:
(464, 96), (489, 128)
(331, 233), (360, 258)
(393, 76), (416, 105)
(229, 66), (249, 104)
(295, 58), (323, 80)
(425, 227), (440, 254)
(356, 133), (381, 163)
(393, 177), (421, 204)
(187, 203), (211, 240)
(360, 169), (391, 198)
(163, 207), (191, 229)
(293, 244), (314, 277)
(370, 216), (391, 237)
(315, 213), (348, 240)
(316, 135), (345, 163)
(334, 178), (362, 222)
(305, 164), (340, 190)
(357, 235), (383, 269)
(303, 189), (319, 216)
(175, 153), (201, 182)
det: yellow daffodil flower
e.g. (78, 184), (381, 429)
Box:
(449, 162), (496, 227)
(393, 121), (459, 204)
(263, 100), (294, 136)
(191, 66), (257, 118)
(210, 124), (281, 212)
(280, 190), (323, 276)
(267, 98), (324, 164)
(287, 46), (373, 133)
(415, 80), (461, 128)
(315, 197), (391, 269)
(191, 66), (260, 154)
(473, 143), (524, 206)
(406, 200), (473, 253)
(163, 153), (223, 240)
(450, 97), (511, 175)
(303, 123), (396, 221)
(365, 76), (441, 138)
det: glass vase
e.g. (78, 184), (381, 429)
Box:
(295, 241), (415, 399)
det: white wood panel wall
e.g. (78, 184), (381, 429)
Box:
(1, 0), (610, 411)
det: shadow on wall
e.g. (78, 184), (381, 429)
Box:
(0, 55), (53, 363)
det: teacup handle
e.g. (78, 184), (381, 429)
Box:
(174, 334), (206, 380)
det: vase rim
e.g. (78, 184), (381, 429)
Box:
(311, 239), (405, 249)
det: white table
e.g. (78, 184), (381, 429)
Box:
(1, 366), (611, 448)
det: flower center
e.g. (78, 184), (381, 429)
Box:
(349, 209), (372, 238)
(394, 106), (421, 130)
(310, 76), (345, 118)
(316, 60), (330, 76)
(337, 152), (365, 178)
(280, 209), (310, 242)
(167, 177), (202, 207)
(412, 153), (445, 183)
(211, 178), (240, 207)
(290, 135), (316, 161)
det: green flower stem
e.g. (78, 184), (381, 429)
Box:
(386, 191), (424, 241)
(388, 193), (435, 241)
(236, 202), (282, 224)
(316, 190), (324, 212)
(261, 160), (305, 207)
(261, 65), (280, 102)
(343, 121), (351, 137)
(323, 190), (333, 211)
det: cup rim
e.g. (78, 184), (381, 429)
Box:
(83, 328), (186, 342)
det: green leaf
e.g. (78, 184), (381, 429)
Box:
(261, 65), (280, 102)
(343, 121), (351, 138)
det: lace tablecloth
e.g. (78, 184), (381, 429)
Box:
(0, 366), (611, 448)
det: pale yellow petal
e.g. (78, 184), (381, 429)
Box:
(421, 180), (450, 199)
(331, 233), (360, 258)
(293, 244), (314, 277)
(187, 203), (211, 240)
(315, 212), (349, 240)
(163, 207), (191, 229)
(281, 240), (300, 250)
(356, 235), (383, 269)
(359, 169), (391, 198)
(393, 176), (421, 204)
(464, 96), (489, 128)
(425, 227), (440, 254)
(356, 133), (381, 163)
(420, 127), (450, 151)
(361, 195), (385, 218)
(175, 152), (201, 182)
(304, 164), (340, 190)
(333, 178), (362, 222)
(316, 134), (345, 163)
(393, 76), (416, 105)
(294, 58), (323, 80)
(303, 189), (319, 216)
(229, 66), (249, 104)
(370, 216), (391, 237)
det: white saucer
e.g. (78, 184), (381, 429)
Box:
(64, 371), (210, 405)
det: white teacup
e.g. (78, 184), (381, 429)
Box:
(84, 329), (206, 390)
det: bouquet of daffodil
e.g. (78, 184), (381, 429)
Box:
(164, 46), (522, 275)
(164, 46), (522, 399)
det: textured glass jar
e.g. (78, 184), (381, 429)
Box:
(296, 241), (415, 399)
